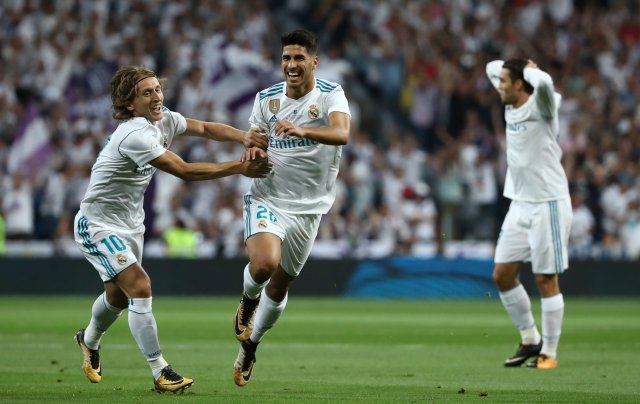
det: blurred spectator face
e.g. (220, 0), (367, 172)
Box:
(281, 45), (317, 91)
(129, 77), (164, 122)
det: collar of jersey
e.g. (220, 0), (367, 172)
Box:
(283, 78), (316, 102)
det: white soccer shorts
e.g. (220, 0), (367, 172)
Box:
(242, 194), (321, 277)
(74, 212), (143, 282)
(494, 199), (572, 274)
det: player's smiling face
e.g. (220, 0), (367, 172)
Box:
(282, 45), (317, 97)
(129, 76), (164, 122)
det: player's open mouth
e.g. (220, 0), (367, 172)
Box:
(287, 72), (301, 81)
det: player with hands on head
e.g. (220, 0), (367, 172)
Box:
(486, 57), (571, 370)
(73, 65), (270, 394)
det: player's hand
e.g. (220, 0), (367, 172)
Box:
(243, 127), (268, 149)
(526, 60), (538, 69)
(241, 150), (272, 178)
(240, 146), (268, 162)
(274, 120), (304, 138)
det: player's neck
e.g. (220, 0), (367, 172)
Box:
(286, 78), (315, 100)
(513, 93), (530, 109)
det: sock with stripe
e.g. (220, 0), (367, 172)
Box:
(541, 293), (564, 359)
(83, 292), (124, 350)
(127, 297), (168, 379)
(499, 284), (541, 345)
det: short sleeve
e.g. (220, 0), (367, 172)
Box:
(249, 93), (268, 131)
(169, 110), (188, 136)
(326, 86), (351, 116)
(118, 126), (166, 166)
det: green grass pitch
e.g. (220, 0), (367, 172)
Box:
(0, 296), (639, 403)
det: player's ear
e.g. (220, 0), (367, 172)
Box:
(514, 79), (524, 91)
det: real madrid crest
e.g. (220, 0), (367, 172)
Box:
(116, 253), (127, 265)
(269, 99), (281, 114)
(308, 104), (319, 119)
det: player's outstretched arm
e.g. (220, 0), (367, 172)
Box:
(273, 111), (350, 145)
(184, 118), (268, 149)
(149, 149), (271, 181)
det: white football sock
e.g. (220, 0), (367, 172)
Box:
(243, 264), (268, 299)
(250, 292), (288, 343)
(499, 284), (541, 345)
(541, 293), (564, 359)
(84, 292), (124, 350)
(127, 297), (168, 378)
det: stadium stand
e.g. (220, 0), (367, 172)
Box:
(1, 0), (639, 259)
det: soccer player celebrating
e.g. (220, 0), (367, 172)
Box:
(486, 59), (572, 369)
(232, 29), (351, 386)
(74, 65), (271, 393)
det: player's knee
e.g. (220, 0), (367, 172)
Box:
(535, 274), (558, 295)
(492, 270), (505, 286)
(127, 278), (152, 298)
(492, 270), (516, 290)
(250, 259), (278, 280)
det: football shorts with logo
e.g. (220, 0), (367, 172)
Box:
(74, 212), (143, 282)
(242, 194), (321, 277)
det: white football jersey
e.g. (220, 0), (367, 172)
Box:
(486, 60), (569, 202)
(80, 108), (187, 230)
(248, 78), (351, 214)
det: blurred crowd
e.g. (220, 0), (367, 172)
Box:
(1, 0), (640, 259)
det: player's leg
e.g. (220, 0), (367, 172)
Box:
(114, 263), (193, 393)
(75, 284), (127, 383)
(234, 265), (295, 387)
(494, 263), (542, 366)
(235, 196), (285, 342)
(73, 215), (132, 383)
(233, 233), (284, 387)
(526, 274), (562, 369)
(234, 211), (319, 387)
(235, 232), (282, 342)
(494, 202), (541, 366)
(526, 199), (571, 369)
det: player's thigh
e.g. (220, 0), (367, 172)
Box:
(529, 199), (572, 274)
(246, 232), (283, 270)
(494, 202), (530, 264)
(280, 213), (322, 277)
(74, 214), (141, 282)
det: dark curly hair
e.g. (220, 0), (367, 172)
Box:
(110, 66), (165, 121)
